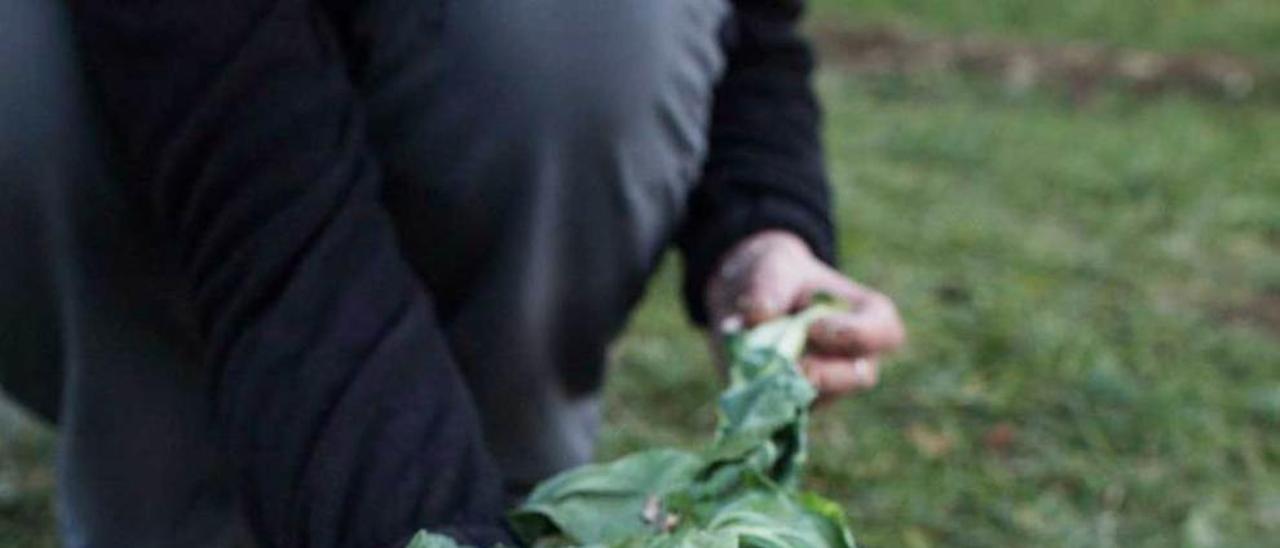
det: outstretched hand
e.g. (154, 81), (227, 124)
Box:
(706, 230), (906, 404)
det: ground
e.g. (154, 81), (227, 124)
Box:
(3, 1), (1278, 547)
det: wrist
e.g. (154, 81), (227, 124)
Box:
(736, 229), (812, 257)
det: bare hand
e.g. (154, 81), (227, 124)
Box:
(706, 230), (906, 404)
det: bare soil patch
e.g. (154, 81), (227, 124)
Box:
(813, 25), (1278, 104)
(1219, 291), (1280, 339)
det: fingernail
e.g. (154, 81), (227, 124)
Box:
(719, 315), (744, 335)
(852, 359), (874, 385)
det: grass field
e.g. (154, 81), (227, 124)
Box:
(604, 2), (1280, 545)
(604, 72), (1280, 546)
(3, 1), (1278, 547)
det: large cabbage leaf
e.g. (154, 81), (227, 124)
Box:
(410, 303), (856, 548)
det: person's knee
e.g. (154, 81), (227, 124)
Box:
(484, 0), (731, 146)
(354, 0), (732, 149)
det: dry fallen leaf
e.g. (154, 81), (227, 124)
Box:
(907, 423), (953, 459)
(983, 422), (1017, 454)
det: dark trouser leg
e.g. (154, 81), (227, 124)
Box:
(0, 1), (249, 546)
(345, 0), (732, 492)
(0, 0), (71, 424)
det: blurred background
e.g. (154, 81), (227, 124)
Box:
(3, 0), (1279, 546)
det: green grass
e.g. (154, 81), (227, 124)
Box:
(812, 0), (1280, 58)
(0, 404), (55, 548)
(602, 74), (1280, 546)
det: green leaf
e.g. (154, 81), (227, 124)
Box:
(508, 449), (703, 544)
(430, 303), (858, 547)
(405, 531), (465, 548)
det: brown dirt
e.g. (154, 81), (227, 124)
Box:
(1219, 291), (1280, 339)
(813, 25), (1278, 104)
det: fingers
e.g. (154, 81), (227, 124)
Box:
(801, 278), (902, 406)
(807, 292), (906, 356)
(701, 235), (904, 407)
(797, 267), (866, 308)
(802, 356), (878, 401)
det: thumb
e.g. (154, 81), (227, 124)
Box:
(736, 268), (800, 327)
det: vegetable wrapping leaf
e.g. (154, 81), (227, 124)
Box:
(406, 531), (471, 548)
(410, 301), (857, 548)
